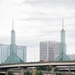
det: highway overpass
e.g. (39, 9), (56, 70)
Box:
(0, 61), (75, 69)
(0, 61), (75, 75)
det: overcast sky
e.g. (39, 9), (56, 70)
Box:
(0, 0), (75, 62)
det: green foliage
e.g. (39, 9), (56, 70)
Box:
(56, 72), (63, 75)
(36, 71), (43, 75)
(36, 66), (51, 71)
(24, 71), (32, 75)
(8, 71), (14, 75)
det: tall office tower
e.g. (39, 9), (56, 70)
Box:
(4, 19), (24, 63)
(0, 44), (10, 63)
(10, 19), (17, 54)
(0, 44), (26, 64)
(17, 45), (26, 62)
(40, 41), (60, 61)
(56, 19), (70, 61)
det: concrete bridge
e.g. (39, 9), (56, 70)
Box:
(0, 61), (75, 75)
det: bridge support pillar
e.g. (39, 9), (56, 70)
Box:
(68, 67), (71, 75)
(51, 66), (55, 75)
(5, 70), (8, 75)
(20, 68), (24, 75)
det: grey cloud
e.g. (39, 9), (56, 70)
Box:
(21, 0), (75, 24)
(34, 11), (46, 15)
(24, 0), (68, 3)
(22, 11), (46, 15)
(39, 30), (59, 34)
(36, 30), (60, 38)
(23, 0), (75, 11)
(23, 0), (75, 6)
(68, 35), (75, 40)
(67, 31), (75, 39)
(24, 0), (53, 3)
(19, 17), (61, 22)
(19, 18), (62, 28)
(19, 18), (58, 21)
(17, 37), (39, 48)
(13, 3), (22, 6)
(0, 37), (10, 44)
(0, 0), (2, 1)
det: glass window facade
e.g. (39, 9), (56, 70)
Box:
(40, 41), (60, 61)
(0, 44), (26, 64)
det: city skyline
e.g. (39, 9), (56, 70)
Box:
(0, 0), (75, 62)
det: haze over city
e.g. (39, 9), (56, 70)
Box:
(0, 0), (75, 62)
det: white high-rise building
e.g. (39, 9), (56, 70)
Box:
(40, 41), (60, 61)
(0, 44), (26, 64)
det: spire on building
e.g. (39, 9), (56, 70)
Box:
(61, 18), (65, 47)
(12, 19), (14, 30)
(10, 19), (17, 54)
(4, 19), (24, 64)
(62, 18), (64, 30)
(56, 18), (70, 61)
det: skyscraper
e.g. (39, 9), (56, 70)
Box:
(4, 19), (24, 64)
(10, 19), (17, 54)
(0, 44), (10, 63)
(0, 44), (26, 64)
(56, 19), (70, 61)
(40, 41), (60, 61)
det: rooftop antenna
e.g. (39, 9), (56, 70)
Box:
(12, 18), (14, 30)
(62, 18), (64, 29)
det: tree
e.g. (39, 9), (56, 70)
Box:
(56, 72), (62, 75)
(36, 71), (43, 75)
(24, 71), (32, 75)
(8, 71), (14, 75)
(36, 66), (51, 71)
